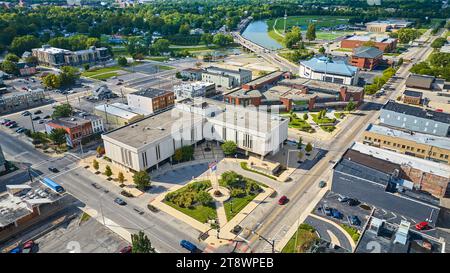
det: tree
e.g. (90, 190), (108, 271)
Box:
(196, 191), (213, 206)
(133, 171), (150, 190)
(0, 60), (18, 75)
(305, 24), (316, 41)
(303, 113), (308, 120)
(396, 28), (421, 44)
(118, 56), (128, 66)
(179, 23), (190, 35)
(49, 128), (67, 145)
(305, 143), (313, 154)
(221, 141), (237, 156)
(42, 74), (61, 89)
(52, 104), (73, 119)
(318, 46), (325, 54)
(25, 55), (38, 65)
(83, 63), (90, 71)
(118, 172), (125, 185)
(151, 38), (170, 54)
(297, 137), (303, 149)
(173, 148), (183, 162)
(212, 33), (233, 47)
(201, 33), (213, 46)
(9, 35), (41, 56)
(93, 159), (99, 171)
(284, 26), (302, 49)
(345, 101), (356, 112)
(59, 66), (80, 87)
(104, 165), (113, 177)
(5, 53), (19, 62)
(96, 145), (105, 155)
(131, 231), (155, 253)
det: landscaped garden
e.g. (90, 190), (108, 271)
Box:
(219, 171), (265, 221)
(340, 224), (361, 243)
(164, 180), (217, 223)
(282, 223), (319, 253)
(288, 112), (314, 133)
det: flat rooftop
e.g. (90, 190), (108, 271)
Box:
(226, 88), (263, 98)
(382, 101), (450, 124)
(366, 124), (450, 150)
(208, 106), (287, 133)
(95, 102), (151, 119)
(403, 90), (423, 98)
(33, 46), (71, 54)
(206, 66), (251, 75)
(103, 109), (204, 149)
(47, 116), (91, 128)
(131, 88), (173, 99)
(351, 142), (450, 178)
(244, 71), (284, 86)
(344, 35), (396, 43)
(300, 57), (358, 77)
(280, 78), (363, 93)
(0, 181), (64, 227)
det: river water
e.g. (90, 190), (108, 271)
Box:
(241, 20), (283, 50)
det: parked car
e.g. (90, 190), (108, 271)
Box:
(8, 123), (18, 128)
(338, 195), (349, 203)
(21, 111), (31, 116)
(278, 195), (288, 205)
(180, 240), (197, 253)
(1, 119), (11, 125)
(21, 240), (35, 253)
(331, 209), (343, 219)
(34, 110), (42, 114)
(119, 246), (132, 253)
(319, 181), (326, 188)
(324, 206), (332, 216)
(43, 115), (51, 119)
(48, 167), (59, 173)
(415, 221), (429, 231)
(15, 127), (25, 133)
(347, 198), (359, 206)
(9, 246), (22, 253)
(114, 197), (127, 206)
(32, 116), (40, 121)
(348, 215), (361, 226)
(38, 120), (45, 124)
(91, 183), (101, 189)
(4, 121), (15, 126)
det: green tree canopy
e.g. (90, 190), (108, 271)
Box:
(133, 171), (151, 190)
(10, 35), (41, 56)
(221, 141), (237, 156)
(305, 24), (316, 41)
(52, 103), (73, 119)
(42, 74), (61, 89)
(131, 231), (156, 253)
(49, 128), (67, 145)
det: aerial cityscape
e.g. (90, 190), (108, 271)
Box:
(0, 0), (450, 260)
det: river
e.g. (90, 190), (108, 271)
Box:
(241, 20), (283, 50)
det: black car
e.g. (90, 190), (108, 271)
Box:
(347, 198), (359, 206)
(91, 183), (101, 189)
(32, 116), (40, 121)
(133, 207), (144, 215)
(34, 110), (42, 115)
(48, 167), (59, 173)
(43, 115), (51, 119)
(114, 198), (127, 206)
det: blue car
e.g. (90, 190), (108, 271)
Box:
(180, 240), (198, 253)
(331, 209), (343, 219)
(9, 247), (22, 253)
(348, 215), (361, 226)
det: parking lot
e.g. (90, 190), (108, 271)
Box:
(35, 212), (129, 253)
(313, 191), (372, 231)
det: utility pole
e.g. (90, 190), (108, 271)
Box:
(283, 10), (287, 34)
(251, 230), (275, 253)
(29, 114), (35, 133)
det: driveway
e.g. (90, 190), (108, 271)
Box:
(304, 215), (353, 252)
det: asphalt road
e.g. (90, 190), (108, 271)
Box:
(304, 215), (352, 252)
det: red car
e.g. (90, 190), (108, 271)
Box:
(415, 221), (429, 231)
(119, 246), (132, 253)
(22, 240), (35, 253)
(278, 195), (288, 205)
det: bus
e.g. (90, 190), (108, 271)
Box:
(41, 177), (65, 193)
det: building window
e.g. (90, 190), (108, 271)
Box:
(156, 145), (161, 160)
(142, 152), (148, 168)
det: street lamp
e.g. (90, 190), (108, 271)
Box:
(29, 114), (36, 133)
(251, 230), (275, 253)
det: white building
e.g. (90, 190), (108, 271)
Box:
(202, 66), (252, 89)
(299, 57), (360, 86)
(101, 101), (288, 171)
(174, 81), (216, 99)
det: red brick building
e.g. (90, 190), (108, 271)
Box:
(341, 35), (397, 52)
(349, 46), (383, 70)
(45, 117), (93, 147)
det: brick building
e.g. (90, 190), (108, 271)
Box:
(349, 46), (383, 70)
(341, 35), (397, 52)
(402, 90), (423, 105)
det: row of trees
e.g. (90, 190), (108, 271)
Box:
(410, 52), (450, 81)
(284, 24), (316, 49)
(364, 67), (397, 95)
(92, 159), (151, 190)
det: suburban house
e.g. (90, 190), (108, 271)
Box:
(299, 57), (360, 86)
(349, 46), (384, 70)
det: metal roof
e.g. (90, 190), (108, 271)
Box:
(383, 100), (450, 124)
(353, 46), (383, 58)
(300, 57), (359, 77)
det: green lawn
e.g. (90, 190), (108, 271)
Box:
(288, 114), (313, 132)
(82, 66), (122, 77)
(90, 72), (119, 80)
(334, 112), (346, 119)
(340, 224), (361, 243)
(145, 56), (170, 61)
(311, 114), (336, 125)
(333, 48), (353, 52)
(320, 125), (336, 133)
(165, 202), (217, 223)
(223, 193), (257, 221)
(157, 65), (175, 71)
(240, 162), (277, 180)
(316, 31), (353, 40)
(282, 223), (319, 253)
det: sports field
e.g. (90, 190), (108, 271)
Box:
(267, 15), (354, 43)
